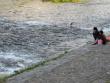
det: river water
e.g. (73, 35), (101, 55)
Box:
(0, 18), (110, 75)
(0, 17), (90, 74)
(0, 0), (110, 75)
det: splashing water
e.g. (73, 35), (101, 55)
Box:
(0, 51), (43, 74)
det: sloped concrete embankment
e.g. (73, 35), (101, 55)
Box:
(0, 17), (90, 74)
(6, 44), (110, 83)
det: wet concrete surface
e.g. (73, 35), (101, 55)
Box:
(0, 0), (110, 76)
(0, 17), (90, 74)
(6, 45), (110, 83)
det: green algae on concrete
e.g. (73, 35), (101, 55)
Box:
(51, 0), (89, 3)
(0, 74), (9, 83)
(106, 80), (110, 83)
(1, 50), (68, 83)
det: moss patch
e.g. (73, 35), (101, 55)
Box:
(106, 80), (110, 83)
(50, 0), (88, 3)
(0, 75), (9, 83)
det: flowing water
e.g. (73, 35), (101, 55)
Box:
(0, 17), (110, 75)
(0, 21), (110, 75)
(0, 17), (90, 74)
(0, 0), (110, 75)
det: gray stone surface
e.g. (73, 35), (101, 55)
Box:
(0, 17), (89, 74)
(0, 0), (110, 81)
(6, 45), (110, 83)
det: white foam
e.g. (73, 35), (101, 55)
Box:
(0, 52), (43, 74)
(103, 28), (110, 32)
(24, 21), (51, 26)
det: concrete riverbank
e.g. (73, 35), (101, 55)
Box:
(0, 0), (110, 82)
(6, 44), (110, 83)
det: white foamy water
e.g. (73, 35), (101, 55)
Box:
(0, 52), (43, 74)
(103, 28), (110, 35)
(24, 21), (51, 26)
